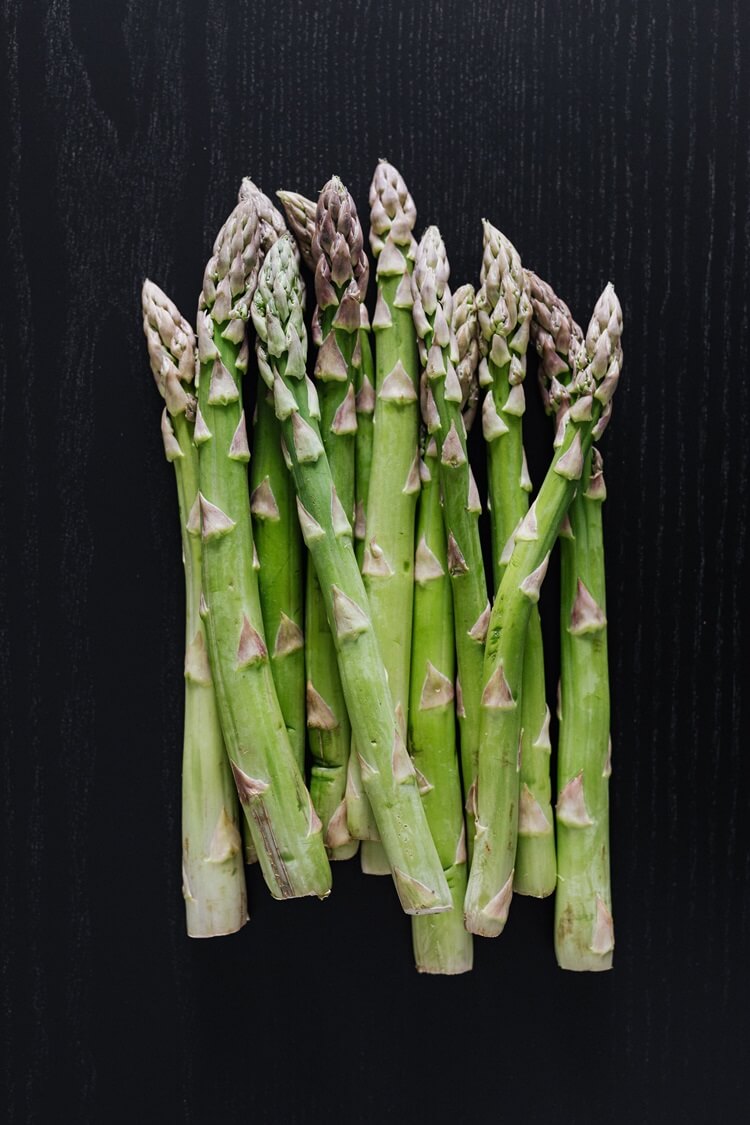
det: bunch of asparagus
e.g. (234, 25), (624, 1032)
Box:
(142, 161), (622, 973)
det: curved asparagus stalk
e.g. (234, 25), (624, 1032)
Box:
(196, 196), (331, 901)
(529, 270), (617, 969)
(464, 283), (622, 936)
(252, 236), (451, 915)
(240, 182), (306, 774)
(476, 223), (556, 899)
(409, 438), (473, 973)
(303, 176), (367, 860)
(142, 281), (247, 936)
(411, 227), (489, 856)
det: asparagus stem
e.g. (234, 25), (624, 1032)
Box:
(464, 283), (622, 936)
(411, 227), (489, 858)
(477, 223), (555, 898)
(250, 390), (306, 769)
(409, 442), (473, 974)
(142, 281), (247, 936)
(354, 306), (375, 567)
(242, 182), (306, 775)
(529, 271), (617, 968)
(303, 177), (367, 859)
(196, 197), (331, 900)
(252, 236), (451, 915)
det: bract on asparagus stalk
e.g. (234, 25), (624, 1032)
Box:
(251, 235), (452, 915)
(529, 270), (617, 970)
(411, 226), (489, 860)
(142, 280), (248, 936)
(195, 195), (331, 901)
(476, 222), (556, 899)
(464, 283), (623, 937)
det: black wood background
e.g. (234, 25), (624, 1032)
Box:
(2, 1), (748, 1121)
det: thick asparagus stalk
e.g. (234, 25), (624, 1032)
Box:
(464, 284), (622, 936)
(411, 227), (489, 855)
(196, 196), (331, 900)
(240, 182), (306, 774)
(476, 223), (556, 899)
(251, 236), (451, 915)
(409, 438), (473, 973)
(142, 280), (247, 936)
(355, 161), (422, 876)
(302, 176), (367, 860)
(529, 271), (617, 969)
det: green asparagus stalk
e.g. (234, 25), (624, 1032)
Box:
(278, 186), (379, 853)
(408, 436), (474, 973)
(277, 188), (375, 568)
(354, 161), (422, 876)
(302, 176), (367, 860)
(411, 227), (489, 857)
(529, 270), (617, 969)
(196, 195), (331, 900)
(464, 283), (622, 936)
(240, 182), (306, 774)
(142, 280), (247, 936)
(476, 223), (556, 899)
(251, 235), (451, 915)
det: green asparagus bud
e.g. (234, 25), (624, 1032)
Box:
(252, 237), (451, 915)
(142, 280), (247, 936)
(412, 227), (489, 856)
(464, 283), (622, 936)
(477, 223), (556, 899)
(197, 196), (331, 901)
(277, 189), (317, 271)
(452, 283), (480, 430)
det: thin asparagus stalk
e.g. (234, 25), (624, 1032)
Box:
(529, 270), (617, 969)
(476, 223), (556, 898)
(356, 161), (422, 876)
(354, 305), (375, 567)
(251, 236), (451, 915)
(196, 195), (331, 900)
(302, 176), (367, 860)
(464, 283), (622, 936)
(142, 281), (247, 936)
(411, 227), (489, 858)
(241, 182), (306, 774)
(409, 437), (474, 973)
(277, 189), (316, 271)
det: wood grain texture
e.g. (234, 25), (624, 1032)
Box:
(1, 0), (748, 1120)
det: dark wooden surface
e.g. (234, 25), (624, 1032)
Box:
(1, 1), (748, 1121)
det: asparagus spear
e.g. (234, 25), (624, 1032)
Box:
(408, 434), (474, 972)
(302, 176), (368, 860)
(411, 227), (489, 857)
(277, 185), (378, 852)
(142, 280), (247, 936)
(251, 236), (451, 915)
(196, 195), (331, 900)
(354, 160), (422, 876)
(464, 283), (622, 936)
(476, 223), (556, 899)
(529, 270), (617, 970)
(277, 188), (375, 567)
(240, 182), (306, 774)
